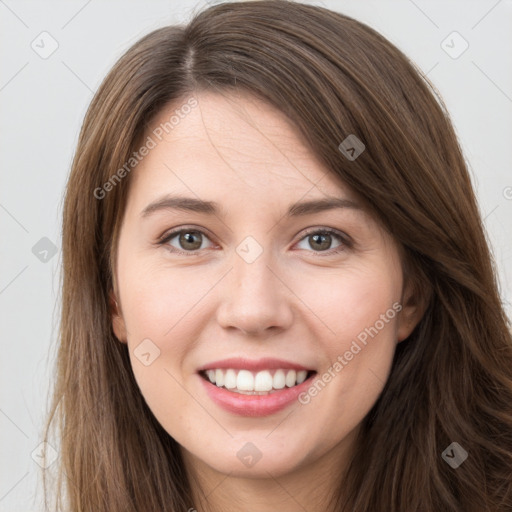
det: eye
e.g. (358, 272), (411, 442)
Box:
(159, 227), (214, 255)
(158, 226), (350, 257)
(295, 228), (349, 255)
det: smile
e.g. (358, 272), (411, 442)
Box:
(197, 357), (318, 416)
(200, 368), (313, 394)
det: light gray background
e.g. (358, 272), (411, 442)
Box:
(1, 0), (511, 510)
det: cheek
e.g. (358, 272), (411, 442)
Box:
(120, 257), (206, 340)
(305, 264), (401, 344)
(119, 262), (200, 423)
(119, 259), (214, 406)
(302, 266), (401, 407)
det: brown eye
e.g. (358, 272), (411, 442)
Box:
(308, 233), (333, 251)
(295, 228), (349, 255)
(177, 231), (203, 251)
(162, 229), (213, 254)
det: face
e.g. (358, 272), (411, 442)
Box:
(111, 90), (421, 481)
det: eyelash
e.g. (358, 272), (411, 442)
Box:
(157, 226), (352, 257)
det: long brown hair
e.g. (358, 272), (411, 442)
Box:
(43, 1), (512, 510)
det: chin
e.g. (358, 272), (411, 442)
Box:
(184, 436), (311, 478)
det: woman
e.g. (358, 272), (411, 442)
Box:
(43, 1), (512, 510)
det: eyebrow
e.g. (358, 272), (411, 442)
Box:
(140, 194), (363, 219)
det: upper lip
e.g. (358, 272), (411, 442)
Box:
(197, 357), (314, 373)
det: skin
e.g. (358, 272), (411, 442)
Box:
(111, 90), (424, 512)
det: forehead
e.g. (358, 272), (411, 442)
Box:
(128, 90), (360, 210)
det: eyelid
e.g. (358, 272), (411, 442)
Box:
(157, 225), (352, 256)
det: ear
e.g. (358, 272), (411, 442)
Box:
(109, 290), (127, 343)
(396, 279), (429, 343)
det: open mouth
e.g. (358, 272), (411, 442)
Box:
(199, 368), (317, 395)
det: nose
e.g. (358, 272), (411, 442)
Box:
(215, 250), (294, 337)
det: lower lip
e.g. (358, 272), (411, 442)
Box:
(198, 372), (316, 417)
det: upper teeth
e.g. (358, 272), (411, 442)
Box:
(205, 368), (309, 392)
